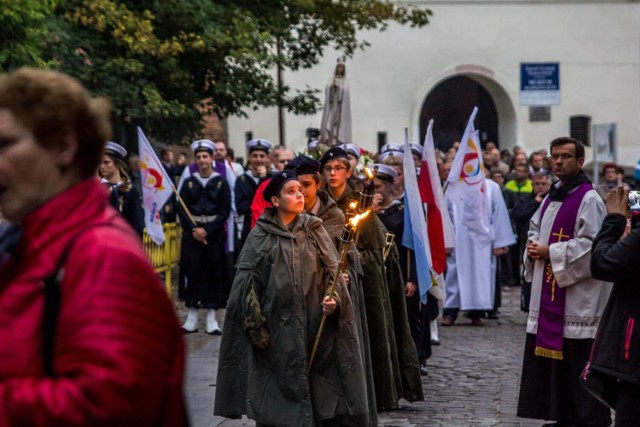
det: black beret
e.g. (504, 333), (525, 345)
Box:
(319, 147), (349, 169)
(284, 156), (320, 176)
(263, 171), (299, 203)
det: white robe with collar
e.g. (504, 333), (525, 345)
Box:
(524, 187), (612, 339)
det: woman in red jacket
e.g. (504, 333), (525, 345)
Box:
(0, 68), (187, 426)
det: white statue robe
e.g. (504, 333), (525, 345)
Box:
(445, 179), (515, 310)
(524, 187), (612, 339)
(319, 75), (352, 146)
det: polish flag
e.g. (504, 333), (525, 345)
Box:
(418, 119), (455, 274)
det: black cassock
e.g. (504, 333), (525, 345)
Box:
(234, 171), (271, 253)
(178, 173), (231, 309)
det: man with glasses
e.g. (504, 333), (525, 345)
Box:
(320, 147), (424, 411)
(517, 137), (612, 426)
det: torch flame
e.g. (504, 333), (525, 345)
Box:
(349, 201), (357, 210)
(364, 167), (373, 179)
(349, 209), (371, 228)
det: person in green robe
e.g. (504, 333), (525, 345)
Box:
(320, 147), (424, 410)
(214, 171), (368, 426)
(285, 156), (378, 426)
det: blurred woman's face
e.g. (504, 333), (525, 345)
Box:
(99, 155), (119, 182)
(0, 109), (61, 222)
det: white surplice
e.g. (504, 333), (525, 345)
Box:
(524, 186), (612, 339)
(445, 179), (516, 311)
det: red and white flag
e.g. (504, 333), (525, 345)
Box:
(418, 119), (455, 275)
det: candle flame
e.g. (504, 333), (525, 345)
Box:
(364, 167), (373, 179)
(349, 201), (357, 210)
(349, 209), (371, 228)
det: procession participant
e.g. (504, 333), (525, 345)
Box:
(99, 141), (144, 235)
(234, 138), (271, 255)
(178, 139), (231, 334)
(401, 142), (423, 169)
(214, 171), (368, 426)
(373, 164), (432, 376)
(0, 67), (186, 426)
(340, 142), (364, 193)
(442, 156), (514, 326)
(285, 155), (378, 426)
(516, 137), (612, 425)
(321, 147), (423, 410)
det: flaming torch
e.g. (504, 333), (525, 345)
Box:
(306, 209), (371, 374)
(358, 166), (377, 210)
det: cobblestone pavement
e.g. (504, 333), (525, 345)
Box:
(181, 286), (545, 426)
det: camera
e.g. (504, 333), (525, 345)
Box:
(630, 190), (640, 225)
(629, 190), (640, 211)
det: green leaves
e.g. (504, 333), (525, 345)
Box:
(0, 0), (430, 144)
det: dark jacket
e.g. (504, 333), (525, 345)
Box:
(588, 213), (640, 385)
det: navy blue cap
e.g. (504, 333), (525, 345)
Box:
(284, 156), (320, 176)
(263, 171), (299, 202)
(319, 147), (349, 169)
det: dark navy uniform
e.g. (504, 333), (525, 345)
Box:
(178, 172), (231, 309)
(234, 171), (271, 251)
(378, 199), (435, 366)
(104, 181), (144, 236)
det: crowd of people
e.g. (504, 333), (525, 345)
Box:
(1, 66), (639, 426)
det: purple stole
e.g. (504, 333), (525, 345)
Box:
(535, 182), (592, 360)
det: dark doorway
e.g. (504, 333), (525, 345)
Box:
(420, 76), (498, 151)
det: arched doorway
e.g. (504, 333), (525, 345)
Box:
(420, 76), (499, 151)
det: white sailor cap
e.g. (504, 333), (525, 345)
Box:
(191, 139), (215, 154)
(105, 141), (127, 160)
(401, 143), (423, 158)
(379, 151), (404, 162)
(247, 138), (272, 153)
(371, 163), (398, 182)
(380, 143), (402, 154)
(307, 139), (320, 152)
(340, 143), (361, 159)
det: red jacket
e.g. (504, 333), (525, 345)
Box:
(0, 179), (186, 427)
(250, 178), (271, 229)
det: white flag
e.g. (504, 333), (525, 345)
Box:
(137, 127), (174, 245)
(446, 107), (493, 248)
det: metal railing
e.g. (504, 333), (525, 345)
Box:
(143, 223), (182, 296)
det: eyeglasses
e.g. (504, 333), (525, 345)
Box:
(323, 165), (347, 173)
(550, 153), (576, 161)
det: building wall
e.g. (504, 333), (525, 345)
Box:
(227, 1), (640, 166)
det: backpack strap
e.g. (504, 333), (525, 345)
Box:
(42, 223), (120, 377)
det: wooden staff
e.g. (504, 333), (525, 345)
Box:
(306, 210), (370, 374)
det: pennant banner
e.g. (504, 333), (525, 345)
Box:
(402, 128), (433, 303)
(137, 127), (174, 245)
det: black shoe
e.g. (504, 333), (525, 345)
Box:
(487, 310), (500, 320)
(420, 363), (429, 376)
(431, 338), (441, 346)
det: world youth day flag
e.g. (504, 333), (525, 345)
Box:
(446, 107), (493, 249)
(401, 128), (433, 303)
(137, 127), (174, 245)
